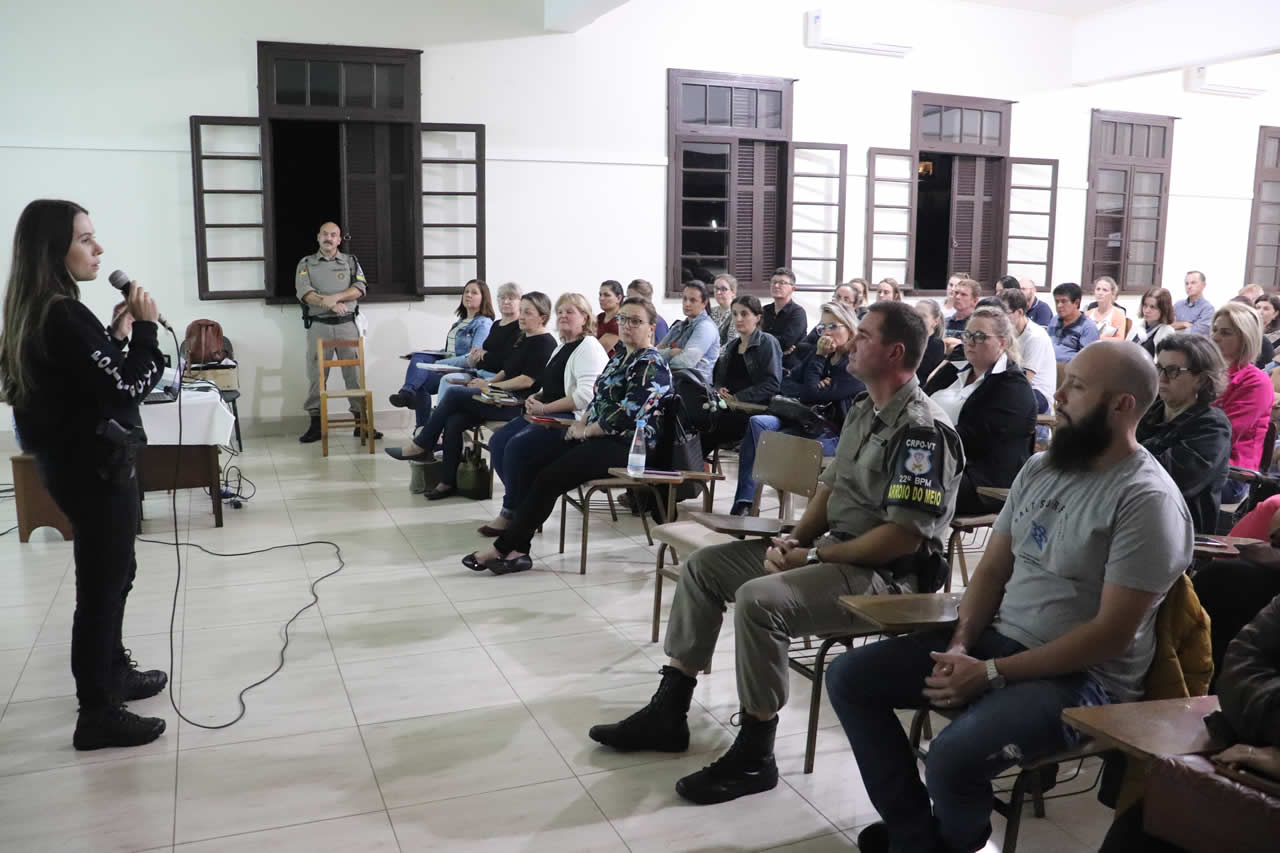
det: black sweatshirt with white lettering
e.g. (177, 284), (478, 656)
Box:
(13, 298), (165, 459)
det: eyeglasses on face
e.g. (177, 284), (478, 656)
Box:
(961, 330), (993, 344)
(617, 315), (650, 328)
(1156, 365), (1193, 380)
(816, 322), (847, 332)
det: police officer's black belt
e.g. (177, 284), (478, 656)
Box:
(309, 314), (358, 326)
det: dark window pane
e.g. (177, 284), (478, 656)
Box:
(759, 90), (782, 128)
(982, 111), (1001, 146)
(1116, 123), (1133, 156)
(389, 125), (409, 176)
(1132, 125), (1149, 159)
(1092, 239), (1123, 262)
(1090, 260), (1121, 282)
(681, 142), (729, 170)
(310, 61), (339, 106)
(682, 201), (728, 228)
(683, 256), (728, 278)
(1094, 215), (1124, 239)
(345, 63), (373, 107)
(1134, 171), (1162, 194)
(732, 88), (757, 128)
(681, 84), (706, 124)
(962, 109), (981, 145)
(1127, 264), (1154, 287)
(708, 86), (731, 125)
(682, 228), (729, 256)
(941, 107), (961, 142)
(921, 105), (941, 139)
(682, 170), (728, 198)
(376, 64), (405, 110)
(1148, 126), (1166, 158)
(1097, 169), (1126, 193)
(276, 59), (306, 105)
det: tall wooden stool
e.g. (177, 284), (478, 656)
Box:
(317, 336), (376, 457)
(10, 454), (73, 542)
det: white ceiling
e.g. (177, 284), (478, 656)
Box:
(963, 0), (1144, 17)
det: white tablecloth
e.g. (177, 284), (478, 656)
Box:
(140, 389), (236, 446)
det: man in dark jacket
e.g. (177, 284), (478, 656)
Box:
(1136, 334), (1233, 534)
(761, 267), (808, 373)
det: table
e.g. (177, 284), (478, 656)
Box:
(1036, 413), (1057, 427)
(1061, 696), (1225, 760)
(1192, 535), (1262, 559)
(726, 400), (768, 414)
(139, 389), (236, 528)
(975, 486), (1010, 502)
(837, 592), (961, 632)
(687, 510), (795, 538)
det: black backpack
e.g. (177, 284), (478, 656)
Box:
(670, 369), (718, 433)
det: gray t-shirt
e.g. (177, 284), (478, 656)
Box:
(992, 449), (1193, 702)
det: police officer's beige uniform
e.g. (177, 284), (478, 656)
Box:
(295, 250), (367, 417)
(663, 376), (964, 718)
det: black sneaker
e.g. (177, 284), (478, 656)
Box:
(354, 426), (384, 439)
(674, 715), (779, 805)
(388, 392), (412, 408)
(299, 416), (322, 443)
(73, 705), (166, 751)
(117, 649), (167, 701)
(855, 822), (889, 853)
(589, 666), (695, 753)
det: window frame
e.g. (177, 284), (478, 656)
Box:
(1081, 108), (1176, 295)
(786, 142), (848, 292)
(189, 116), (270, 301)
(911, 91), (1013, 158)
(1004, 157), (1059, 290)
(1244, 125), (1280, 289)
(256, 41), (421, 123)
(863, 147), (919, 292)
(420, 122), (486, 296)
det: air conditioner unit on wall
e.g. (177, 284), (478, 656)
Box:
(1183, 65), (1266, 98)
(804, 9), (912, 58)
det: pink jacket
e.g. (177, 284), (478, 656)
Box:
(1213, 363), (1273, 469)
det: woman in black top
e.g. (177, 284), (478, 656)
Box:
(913, 298), (947, 385)
(0, 200), (168, 750)
(701, 295), (782, 451)
(386, 293), (557, 490)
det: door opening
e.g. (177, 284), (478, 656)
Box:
(269, 119), (341, 300)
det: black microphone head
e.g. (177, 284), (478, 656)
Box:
(108, 269), (130, 292)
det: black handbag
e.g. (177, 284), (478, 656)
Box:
(455, 441), (492, 499)
(766, 395), (825, 436)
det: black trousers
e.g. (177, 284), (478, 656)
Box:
(701, 409), (750, 452)
(416, 391), (520, 485)
(494, 435), (630, 555)
(955, 472), (1005, 516)
(37, 453), (140, 711)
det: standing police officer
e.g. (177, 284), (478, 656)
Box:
(296, 221), (381, 442)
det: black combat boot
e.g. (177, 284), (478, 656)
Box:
(674, 713), (779, 804)
(588, 665), (696, 752)
(116, 648), (167, 701)
(299, 415), (322, 443)
(73, 705), (166, 751)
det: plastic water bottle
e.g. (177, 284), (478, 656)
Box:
(627, 419), (647, 477)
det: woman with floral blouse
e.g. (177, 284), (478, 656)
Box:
(463, 296), (672, 575)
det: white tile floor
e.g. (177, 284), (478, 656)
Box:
(0, 434), (1116, 852)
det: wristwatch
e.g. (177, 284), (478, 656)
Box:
(806, 547), (822, 565)
(985, 659), (1006, 690)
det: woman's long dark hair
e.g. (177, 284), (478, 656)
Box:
(0, 200), (87, 408)
(455, 278), (495, 321)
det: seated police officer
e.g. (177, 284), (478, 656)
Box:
(588, 300), (964, 805)
(296, 221), (381, 443)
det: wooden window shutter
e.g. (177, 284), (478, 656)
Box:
(947, 157), (1001, 286)
(1246, 126), (1280, 289)
(189, 116), (269, 300)
(865, 148), (917, 287)
(731, 142), (758, 286)
(342, 122), (382, 284)
(787, 142), (847, 290)
(421, 123), (485, 294)
(1004, 158), (1058, 287)
(729, 141), (785, 292)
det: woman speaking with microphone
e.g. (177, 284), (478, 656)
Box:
(0, 200), (169, 750)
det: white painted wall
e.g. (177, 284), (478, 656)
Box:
(2, 0), (1278, 433)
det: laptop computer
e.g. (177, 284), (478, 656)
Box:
(143, 358), (185, 405)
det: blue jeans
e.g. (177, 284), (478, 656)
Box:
(490, 417), (575, 513)
(401, 354), (469, 428)
(734, 414), (839, 505)
(825, 627), (1108, 853)
(1220, 478), (1249, 505)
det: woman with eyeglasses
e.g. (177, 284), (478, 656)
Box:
(1136, 334), (1232, 534)
(923, 305), (1037, 514)
(1211, 303), (1273, 507)
(701, 294), (782, 453)
(463, 297), (671, 574)
(710, 274), (739, 346)
(726, 302), (864, 516)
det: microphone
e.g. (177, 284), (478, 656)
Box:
(108, 269), (172, 331)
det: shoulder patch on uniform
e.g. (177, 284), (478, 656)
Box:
(297, 266), (308, 275)
(884, 425), (947, 516)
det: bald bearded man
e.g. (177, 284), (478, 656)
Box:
(826, 341), (1194, 853)
(295, 221), (381, 443)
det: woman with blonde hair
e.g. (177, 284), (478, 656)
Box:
(924, 305), (1037, 514)
(1087, 276), (1127, 340)
(876, 278), (903, 302)
(1211, 302), (1273, 507)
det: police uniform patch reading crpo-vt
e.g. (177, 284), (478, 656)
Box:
(884, 426), (947, 516)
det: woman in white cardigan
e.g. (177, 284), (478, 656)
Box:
(480, 293), (608, 529)
(1128, 286), (1177, 359)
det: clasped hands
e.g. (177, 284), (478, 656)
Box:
(923, 643), (991, 707)
(319, 294), (348, 314)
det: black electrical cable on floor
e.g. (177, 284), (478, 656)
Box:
(143, 326), (343, 730)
